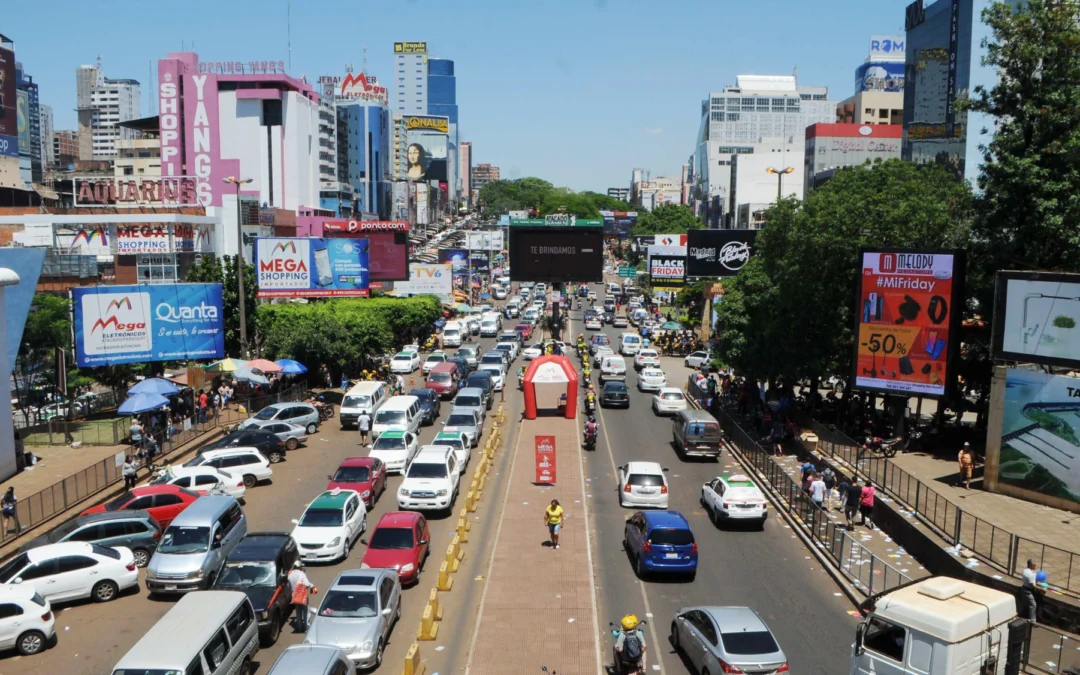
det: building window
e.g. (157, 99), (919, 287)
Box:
(123, 167), (134, 175)
(137, 255), (178, 284)
(726, 113), (740, 122)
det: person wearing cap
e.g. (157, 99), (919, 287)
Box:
(958, 442), (975, 490)
(288, 560), (317, 632)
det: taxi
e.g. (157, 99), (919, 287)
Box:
(700, 474), (768, 529)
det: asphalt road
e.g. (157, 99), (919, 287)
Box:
(2, 327), (519, 675)
(574, 279), (858, 675)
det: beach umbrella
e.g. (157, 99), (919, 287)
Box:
(454, 303), (472, 312)
(204, 358), (247, 373)
(233, 366), (270, 385)
(128, 377), (180, 396)
(274, 359), (308, 375)
(118, 393), (170, 415)
(659, 321), (684, 331)
(245, 358), (283, 373)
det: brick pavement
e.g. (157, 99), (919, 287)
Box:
(466, 389), (600, 675)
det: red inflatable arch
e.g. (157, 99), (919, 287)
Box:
(522, 354), (579, 420)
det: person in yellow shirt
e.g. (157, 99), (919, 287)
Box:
(544, 499), (565, 549)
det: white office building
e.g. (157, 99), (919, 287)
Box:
(394, 44), (427, 115)
(730, 147), (806, 229)
(76, 63), (142, 162)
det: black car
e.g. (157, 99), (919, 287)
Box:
(447, 357), (472, 377)
(600, 381), (630, 408)
(213, 532), (299, 646)
(409, 388), (442, 424)
(464, 371), (494, 410)
(201, 429), (287, 463)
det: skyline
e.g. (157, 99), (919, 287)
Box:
(6, 0), (912, 192)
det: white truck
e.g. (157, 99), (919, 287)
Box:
(442, 320), (463, 347)
(851, 577), (1028, 675)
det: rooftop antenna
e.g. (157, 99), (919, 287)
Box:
(362, 45), (368, 73)
(287, 0), (292, 72)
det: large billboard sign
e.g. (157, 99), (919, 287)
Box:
(73, 283), (225, 367)
(389, 263), (453, 303)
(438, 248), (468, 270)
(74, 176), (204, 208)
(255, 237), (370, 298)
(508, 226), (604, 283)
(322, 220), (409, 281)
(16, 90), (29, 155)
(394, 42), (428, 54)
(467, 231), (504, 251)
(686, 230), (757, 278)
(993, 271), (1080, 369)
(317, 72), (388, 105)
(0, 46), (16, 157)
(852, 249), (964, 398)
(404, 116), (449, 182)
(869, 35), (905, 60)
(600, 210), (638, 237)
(855, 62), (906, 93)
(649, 254), (686, 287)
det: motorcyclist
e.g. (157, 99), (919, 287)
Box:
(583, 414), (598, 445)
(517, 366), (526, 387)
(614, 614), (647, 673)
(582, 364), (591, 384)
(585, 386), (597, 412)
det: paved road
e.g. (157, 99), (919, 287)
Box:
(3, 329), (518, 675)
(574, 279), (858, 675)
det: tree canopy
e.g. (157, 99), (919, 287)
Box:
(477, 177), (634, 219)
(630, 204), (704, 236)
(185, 255), (260, 356)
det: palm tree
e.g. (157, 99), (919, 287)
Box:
(540, 313), (567, 341)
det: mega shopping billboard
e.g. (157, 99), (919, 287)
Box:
(255, 237), (370, 298)
(73, 283), (225, 367)
(322, 220), (409, 281)
(992, 271), (1080, 370)
(508, 225), (603, 283)
(686, 230), (757, 278)
(851, 249), (965, 398)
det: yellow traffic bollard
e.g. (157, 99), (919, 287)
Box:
(428, 587), (443, 621)
(437, 561), (453, 591)
(403, 643), (425, 675)
(466, 490), (478, 512)
(456, 517), (470, 543)
(416, 604), (439, 640)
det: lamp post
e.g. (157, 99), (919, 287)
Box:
(765, 166), (795, 202)
(223, 176), (253, 358)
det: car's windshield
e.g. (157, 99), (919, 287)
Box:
(318, 590), (378, 618)
(342, 395), (371, 408)
(456, 396), (482, 408)
(217, 561), (276, 587)
(158, 526), (211, 554)
(299, 508), (343, 527)
(407, 462), (448, 479)
(446, 414), (475, 427)
(444, 328), (459, 336)
(332, 465), (371, 483)
(429, 373), (452, 384)
(436, 438), (463, 451)
(373, 436), (405, 451)
(105, 491), (135, 510)
(481, 355), (502, 364)
(720, 630), (781, 655)
(0, 553), (29, 583)
(253, 407), (279, 420)
(426, 354), (445, 362)
(369, 527), (415, 549)
(374, 410), (406, 425)
(393, 355), (411, 362)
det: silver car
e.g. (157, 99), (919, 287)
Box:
(305, 568), (401, 669)
(245, 420), (309, 450)
(669, 606), (788, 674)
(442, 408), (482, 448)
(451, 388), (487, 424)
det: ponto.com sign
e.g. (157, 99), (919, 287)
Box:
(81, 292), (153, 355)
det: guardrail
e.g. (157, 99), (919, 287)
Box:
(1025, 622), (1080, 674)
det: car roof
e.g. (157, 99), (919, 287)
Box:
(414, 446), (453, 461)
(603, 381), (627, 389)
(430, 362), (458, 373)
(434, 430), (466, 440)
(229, 533), (292, 561)
(340, 456), (376, 467)
(456, 387), (484, 397)
(76, 509), (156, 525)
(201, 446), (262, 458)
(308, 489), (358, 510)
(378, 430), (407, 439)
(375, 511), (421, 528)
(719, 474), (758, 489)
(130, 483), (188, 496)
(657, 387), (682, 394)
(270, 645), (344, 671)
(698, 606), (770, 634)
(26, 541), (96, 560)
(643, 510), (690, 528)
(625, 461), (663, 474)
(447, 407), (479, 420)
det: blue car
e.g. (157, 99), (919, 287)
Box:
(623, 510), (697, 580)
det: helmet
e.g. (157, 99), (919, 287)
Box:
(621, 614), (640, 631)
(293, 560), (303, 569)
(588, 414), (596, 423)
(318, 395), (326, 402)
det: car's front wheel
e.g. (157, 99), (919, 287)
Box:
(131, 548), (151, 568)
(267, 449), (284, 464)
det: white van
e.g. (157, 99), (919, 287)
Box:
(339, 381), (388, 429)
(600, 355), (628, 383)
(111, 591), (259, 675)
(371, 395), (424, 441)
(480, 313), (501, 337)
(442, 321), (463, 348)
(620, 332), (642, 356)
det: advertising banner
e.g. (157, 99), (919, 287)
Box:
(998, 369), (1080, 506)
(508, 210), (530, 221)
(649, 254), (687, 287)
(633, 234), (686, 252)
(467, 231), (504, 251)
(73, 283), (225, 367)
(0, 46), (16, 157)
(852, 249), (964, 398)
(438, 248), (468, 270)
(416, 183), (430, 225)
(993, 271), (1080, 369)
(404, 116), (449, 182)
(869, 35), (906, 60)
(686, 230), (757, 278)
(322, 220), (409, 282)
(389, 263), (453, 303)
(470, 253), (491, 274)
(0, 248), (45, 373)
(600, 210), (638, 237)
(255, 237), (370, 298)
(855, 62), (906, 93)
(16, 90), (29, 155)
(535, 435), (556, 484)
(508, 227), (604, 283)
(394, 42), (428, 54)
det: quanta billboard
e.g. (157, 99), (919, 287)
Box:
(992, 271), (1080, 370)
(73, 283), (225, 367)
(686, 230), (757, 278)
(255, 237), (370, 298)
(852, 249), (964, 398)
(322, 220), (409, 282)
(509, 226), (603, 283)
(390, 263), (453, 303)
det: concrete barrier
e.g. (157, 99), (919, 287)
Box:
(456, 517), (470, 543)
(466, 490), (478, 512)
(416, 604), (439, 640)
(402, 643), (425, 675)
(437, 561), (453, 591)
(445, 534), (463, 572)
(427, 587), (444, 621)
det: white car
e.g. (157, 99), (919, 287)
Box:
(185, 447), (272, 488)
(390, 351), (421, 374)
(637, 368), (667, 392)
(593, 345), (615, 361)
(584, 317), (602, 331)
(684, 351), (712, 369)
(0, 585), (55, 655)
(457, 347), (479, 368)
(291, 488), (367, 563)
(422, 351), (448, 374)
(479, 364), (505, 391)
(402, 344), (421, 355)
(0, 542), (138, 604)
(397, 447), (463, 513)
(150, 466), (247, 501)
(701, 474), (768, 528)
(652, 387), (688, 415)
(523, 309), (539, 325)
(522, 343), (544, 360)
(495, 341), (520, 361)
(617, 461), (669, 509)
(612, 315), (628, 328)
(634, 349), (661, 371)
(587, 291), (597, 301)
(367, 430), (420, 474)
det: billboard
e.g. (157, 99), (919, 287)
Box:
(0, 248), (45, 373)
(649, 254), (686, 287)
(855, 62), (905, 93)
(470, 252), (491, 274)
(467, 231), (504, 251)
(852, 249), (964, 398)
(869, 35), (906, 60)
(508, 210), (530, 221)
(993, 271), (1080, 369)
(73, 283), (225, 367)
(404, 116), (449, 182)
(632, 234), (686, 251)
(600, 210), (638, 237)
(255, 237), (370, 298)
(322, 220), (409, 282)
(438, 248), (468, 270)
(317, 72), (389, 105)
(394, 42), (428, 54)
(0, 46), (16, 157)
(389, 263), (453, 303)
(686, 230), (757, 278)
(998, 369), (1080, 506)
(508, 226), (604, 283)
(16, 90), (29, 155)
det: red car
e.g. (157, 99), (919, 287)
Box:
(327, 457), (387, 508)
(514, 323), (534, 341)
(81, 484), (200, 529)
(360, 511), (430, 585)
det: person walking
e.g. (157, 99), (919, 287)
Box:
(129, 419), (144, 451)
(122, 456), (138, 489)
(544, 499), (565, 549)
(859, 479), (876, 529)
(358, 411), (372, 447)
(288, 560), (317, 632)
(958, 442), (975, 490)
(1, 487), (18, 534)
(809, 472), (827, 510)
(843, 477), (861, 529)
(822, 467), (837, 510)
(1019, 558), (1042, 622)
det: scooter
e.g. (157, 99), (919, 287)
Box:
(609, 620), (647, 675)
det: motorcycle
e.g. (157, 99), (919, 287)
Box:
(609, 620), (648, 675)
(518, 373), (525, 390)
(583, 430), (597, 451)
(862, 435), (902, 458)
(584, 397), (596, 415)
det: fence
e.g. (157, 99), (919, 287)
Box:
(1025, 623), (1080, 674)
(716, 406), (911, 597)
(1, 384), (309, 547)
(808, 420), (1080, 596)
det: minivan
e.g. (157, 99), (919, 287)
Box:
(426, 361), (460, 399)
(111, 590), (259, 675)
(371, 395), (424, 441)
(339, 382), (388, 429)
(442, 320), (463, 348)
(145, 495), (247, 595)
(480, 314), (500, 337)
(672, 409), (723, 458)
(600, 355), (628, 383)
(620, 332), (642, 356)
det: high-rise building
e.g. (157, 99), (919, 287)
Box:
(75, 61), (141, 162)
(317, 95), (338, 185)
(837, 36), (906, 126)
(427, 57), (458, 202)
(15, 61), (42, 185)
(53, 131), (78, 169)
(472, 163), (500, 189)
(393, 42), (428, 115)
(337, 100), (392, 218)
(902, 0), (1013, 183)
(804, 123), (902, 194)
(607, 187), (630, 201)
(39, 104), (53, 170)
(459, 141), (472, 204)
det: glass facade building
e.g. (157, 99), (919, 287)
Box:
(427, 58), (459, 202)
(336, 102), (391, 219)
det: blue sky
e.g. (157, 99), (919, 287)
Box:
(6, 0), (910, 192)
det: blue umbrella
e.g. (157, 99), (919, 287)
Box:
(274, 359), (308, 375)
(118, 392), (170, 415)
(128, 377), (181, 396)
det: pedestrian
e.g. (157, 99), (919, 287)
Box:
(358, 411), (372, 447)
(544, 499), (564, 549)
(843, 476), (861, 529)
(1, 487), (18, 533)
(859, 479), (876, 529)
(122, 455), (138, 489)
(288, 560), (316, 632)
(1019, 558), (1042, 622)
(129, 419), (144, 450)
(809, 472), (827, 509)
(958, 442), (975, 490)
(822, 467), (837, 509)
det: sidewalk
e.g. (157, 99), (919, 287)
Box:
(466, 391), (599, 675)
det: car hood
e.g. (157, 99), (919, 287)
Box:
(369, 449), (408, 462)
(213, 584), (276, 612)
(402, 478), (450, 491)
(328, 479), (372, 493)
(306, 615), (382, 649)
(361, 547), (414, 570)
(291, 524), (346, 543)
(148, 550), (209, 575)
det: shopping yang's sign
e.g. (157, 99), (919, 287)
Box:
(73, 283), (225, 367)
(255, 237), (370, 298)
(650, 255), (687, 286)
(686, 230), (757, 278)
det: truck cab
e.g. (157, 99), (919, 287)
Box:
(851, 577), (1027, 675)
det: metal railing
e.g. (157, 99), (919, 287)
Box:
(807, 420), (1080, 596)
(1025, 623), (1080, 674)
(1, 384), (309, 547)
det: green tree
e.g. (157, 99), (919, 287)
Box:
(630, 204), (703, 236)
(14, 294), (72, 419)
(186, 255), (259, 356)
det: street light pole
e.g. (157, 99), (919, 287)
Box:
(766, 167), (795, 202)
(224, 176), (254, 358)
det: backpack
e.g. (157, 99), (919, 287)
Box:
(623, 631), (643, 661)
